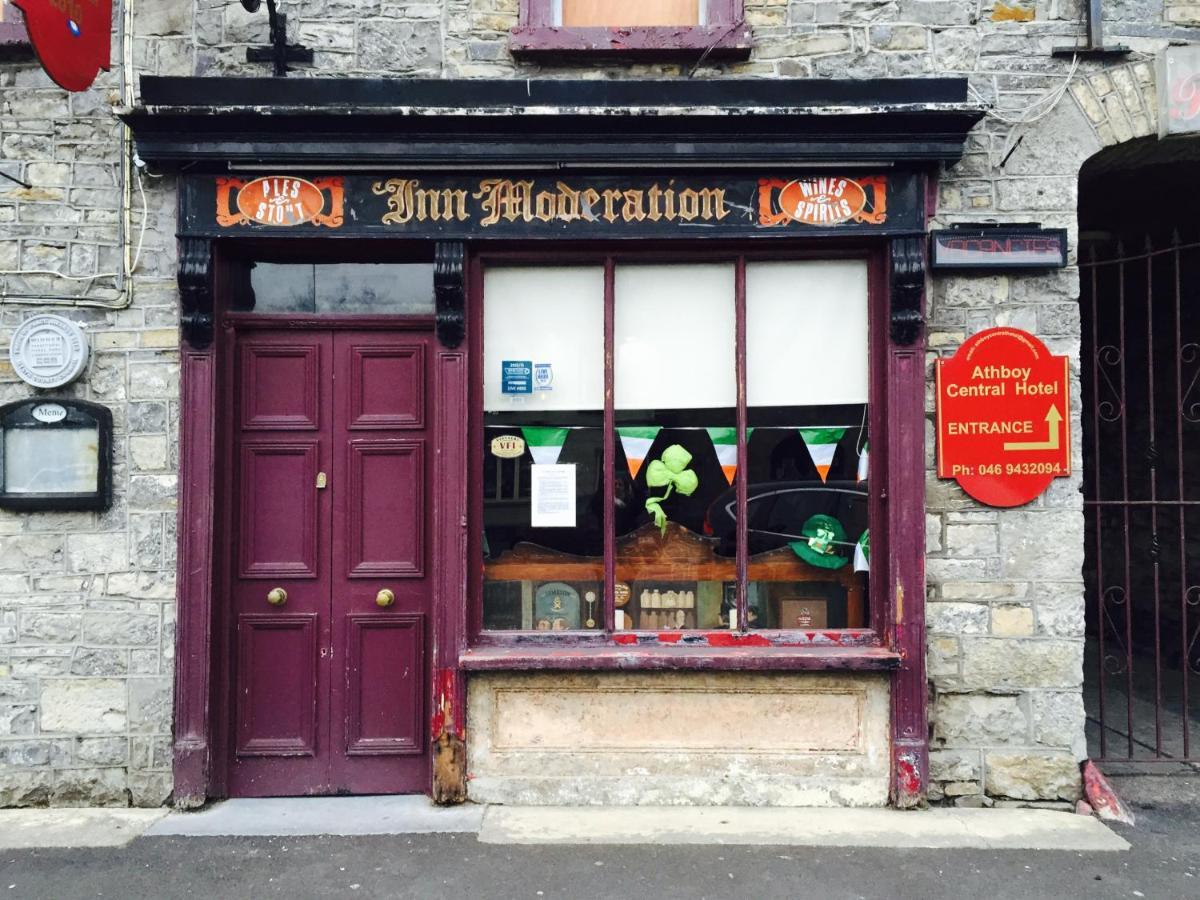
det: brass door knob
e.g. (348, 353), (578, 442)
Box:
(375, 588), (395, 608)
(266, 587), (288, 607)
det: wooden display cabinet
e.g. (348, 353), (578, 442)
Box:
(484, 521), (865, 629)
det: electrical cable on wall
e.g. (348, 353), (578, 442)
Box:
(0, 0), (144, 310)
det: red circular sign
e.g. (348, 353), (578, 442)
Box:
(936, 328), (1071, 507)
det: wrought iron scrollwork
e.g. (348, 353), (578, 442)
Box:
(1096, 344), (1124, 422)
(1100, 585), (1129, 675)
(1181, 343), (1200, 424)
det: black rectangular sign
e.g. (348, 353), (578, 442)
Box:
(179, 171), (925, 240)
(930, 228), (1068, 270)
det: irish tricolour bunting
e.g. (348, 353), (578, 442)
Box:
(520, 427), (569, 465)
(617, 426), (661, 479)
(799, 427), (846, 483)
(705, 428), (738, 484)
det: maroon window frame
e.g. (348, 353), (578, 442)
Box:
(465, 242), (899, 671)
(510, 0), (752, 59)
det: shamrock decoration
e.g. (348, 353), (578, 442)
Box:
(644, 444), (699, 535)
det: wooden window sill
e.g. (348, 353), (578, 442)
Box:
(461, 644), (900, 672)
(509, 25), (753, 60)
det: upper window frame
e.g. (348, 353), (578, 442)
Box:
(466, 241), (895, 669)
(510, 0), (752, 60)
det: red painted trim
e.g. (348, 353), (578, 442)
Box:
(173, 342), (218, 807)
(513, 0), (749, 57)
(886, 242), (929, 808)
(473, 628), (881, 648)
(461, 645), (900, 672)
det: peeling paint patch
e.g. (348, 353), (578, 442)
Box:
(993, 1), (1035, 22)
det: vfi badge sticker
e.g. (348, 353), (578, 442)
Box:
(11, 0), (113, 92)
(757, 176), (888, 227)
(216, 176), (346, 228)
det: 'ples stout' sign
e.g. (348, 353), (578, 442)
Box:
(936, 328), (1071, 508)
(12, 0), (112, 92)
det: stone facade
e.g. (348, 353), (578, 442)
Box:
(1, 1), (1196, 807)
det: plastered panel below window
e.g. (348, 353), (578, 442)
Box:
(467, 671), (890, 806)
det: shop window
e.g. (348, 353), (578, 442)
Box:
(242, 263), (435, 315)
(480, 258), (872, 636)
(510, 0), (752, 58)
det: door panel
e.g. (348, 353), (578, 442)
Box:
(239, 343), (322, 430)
(236, 614), (319, 756)
(227, 327), (432, 797)
(237, 442), (320, 578)
(344, 614), (424, 756)
(345, 440), (424, 578)
(348, 343), (425, 429)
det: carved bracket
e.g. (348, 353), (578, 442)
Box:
(435, 241), (466, 349)
(178, 237), (214, 349)
(890, 235), (925, 346)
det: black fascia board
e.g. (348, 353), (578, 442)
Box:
(124, 76), (984, 171)
(139, 75), (973, 110)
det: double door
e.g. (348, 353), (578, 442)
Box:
(226, 327), (432, 796)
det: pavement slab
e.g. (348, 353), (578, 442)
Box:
(479, 806), (1130, 851)
(145, 796), (485, 837)
(0, 808), (167, 849)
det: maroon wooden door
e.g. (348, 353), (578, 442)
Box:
(227, 327), (432, 797)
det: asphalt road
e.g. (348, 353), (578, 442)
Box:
(1, 779), (1196, 900)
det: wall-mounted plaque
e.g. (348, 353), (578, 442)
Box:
(0, 399), (113, 511)
(9, 314), (89, 389)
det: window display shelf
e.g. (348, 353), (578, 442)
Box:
(484, 520), (866, 628)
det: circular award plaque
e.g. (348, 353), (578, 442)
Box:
(9, 315), (89, 389)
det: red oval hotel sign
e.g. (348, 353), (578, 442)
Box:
(936, 327), (1071, 507)
(11, 0), (112, 92)
(236, 176), (327, 227)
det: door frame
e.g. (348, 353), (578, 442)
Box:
(173, 241), (469, 805)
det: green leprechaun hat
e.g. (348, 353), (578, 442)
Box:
(789, 514), (850, 570)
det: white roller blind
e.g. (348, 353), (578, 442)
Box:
(614, 263), (736, 410)
(746, 260), (869, 407)
(483, 266), (605, 412)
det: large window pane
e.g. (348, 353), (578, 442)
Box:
(743, 260), (870, 629)
(482, 267), (605, 631)
(614, 263), (735, 630)
(247, 263), (435, 314)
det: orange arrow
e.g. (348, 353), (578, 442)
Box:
(1004, 404), (1063, 451)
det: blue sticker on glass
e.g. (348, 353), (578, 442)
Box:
(501, 360), (532, 394)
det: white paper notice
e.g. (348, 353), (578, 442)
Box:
(530, 464), (576, 528)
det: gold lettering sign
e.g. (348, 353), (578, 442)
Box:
(371, 178), (730, 227)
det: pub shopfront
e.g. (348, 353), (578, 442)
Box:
(125, 76), (982, 807)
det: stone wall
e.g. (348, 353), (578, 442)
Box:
(3, 0), (1197, 806)
(0, 8), (180, 806)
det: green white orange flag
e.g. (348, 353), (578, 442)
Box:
(798, 427), (846, 482)
(617, 426), (661, 479)
(857, 440), (869, 483)
(705, 427), (738, 484)
(521, 427), (569, 466)
(854, 530), (870, 573)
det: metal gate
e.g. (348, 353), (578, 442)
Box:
(1081, 235), (1200, 764)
